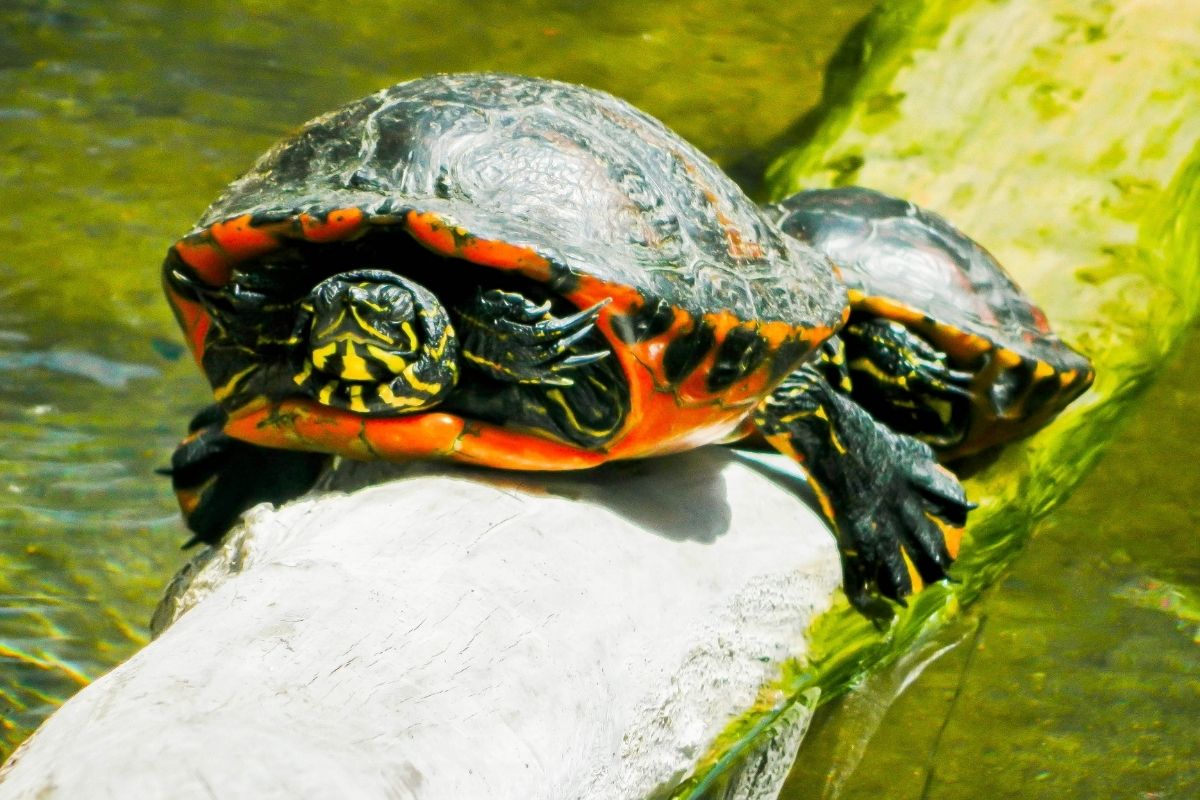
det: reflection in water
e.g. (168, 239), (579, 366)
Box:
(0, 350), (158, 388)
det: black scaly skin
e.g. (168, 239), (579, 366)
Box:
(755, 339), (972, 619)
(456, 289), (611, 385)
(841, 317), (974, 448)
(163, 406), (329, 546)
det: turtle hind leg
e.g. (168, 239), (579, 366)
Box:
(754, 343), (972, 619)
(163, 405), (329, 546)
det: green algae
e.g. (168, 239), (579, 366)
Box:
(673, 0), (1200, 796)
(1115, 578), (1200, 644)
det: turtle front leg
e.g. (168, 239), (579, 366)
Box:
(455, 289), (611, 385)
(161, 405), (330, 546)
(755, 340), (972, 619)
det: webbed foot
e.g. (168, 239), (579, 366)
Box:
(756, 363), (972, 619)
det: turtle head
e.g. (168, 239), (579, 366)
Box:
(293, 269), (459, 414)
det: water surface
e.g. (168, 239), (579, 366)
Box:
(785, 326), (1200, 799)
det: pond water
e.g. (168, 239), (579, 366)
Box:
(1, 0), (1195, 796)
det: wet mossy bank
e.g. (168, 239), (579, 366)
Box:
(674, 0), (1200, 796)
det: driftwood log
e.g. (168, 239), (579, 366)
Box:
(0, 449), (841, 799)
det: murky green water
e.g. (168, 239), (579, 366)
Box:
(1, 1), (1195, 794)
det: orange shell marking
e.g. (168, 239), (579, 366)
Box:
(404, 210), (554, 282)
(163, 283), (211, 365)
(225, 399), (609, 470)
(561, 273), (832, 461)
(173, 236), (234, 288)
(208, 215), (282, 263)
(300, 208), (366, 242)
(171, 208), (372, 288)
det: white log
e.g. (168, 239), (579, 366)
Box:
(0, 448), (841, 800)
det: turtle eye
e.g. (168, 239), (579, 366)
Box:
(308, 282), (413, 349)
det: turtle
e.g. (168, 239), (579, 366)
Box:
(766, 186), (1094, 461)
(162, 73), (970, 615)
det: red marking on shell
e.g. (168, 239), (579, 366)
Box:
(209, 215), (280, 262)
(173, 237), (231, 287)
(163, 284), (211, 365)
(564, 273), (821, 460)
(224, 399), (608, 469)
(713, 205), (765, 261)
(299, 208), (366, 242)
(1028, 303), (1053, 334)
(404, 209), (555, 282)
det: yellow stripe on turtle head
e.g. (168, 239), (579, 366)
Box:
(349, 304), (396, 346)
(347, 384), (369, 414)
(365, 344), (410, 375)
(378, 381), (438, 409)
(338, 343), (374, 382)
(311, 342), (338, 371)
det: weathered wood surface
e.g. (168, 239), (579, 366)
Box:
(0, 450), (840, 800)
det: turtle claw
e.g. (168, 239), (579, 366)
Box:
(537, 320), (600, 359)
(554, 349), (612, 370)
(915, 362), (975, 398)
(539, 300), (607, 333)
(459, 289), (612, 385)
(916, 362), (974, 400)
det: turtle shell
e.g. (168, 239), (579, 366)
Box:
(164, 73), (847, 467)
(770, 186), (1093, 455)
